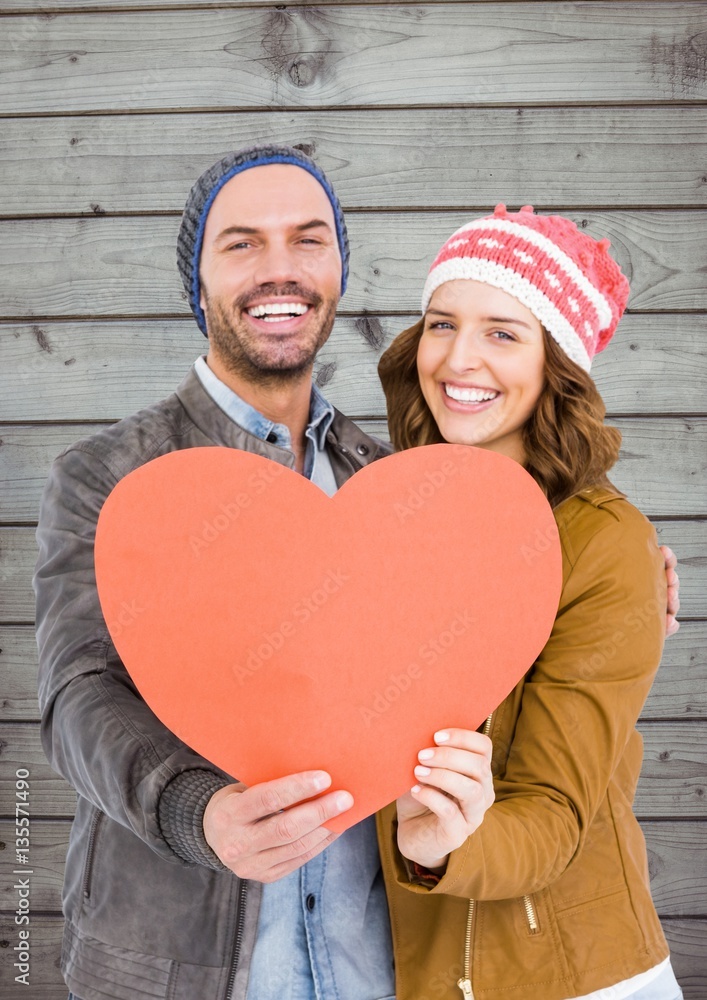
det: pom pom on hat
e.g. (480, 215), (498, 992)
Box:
(421, 204), (629, 371)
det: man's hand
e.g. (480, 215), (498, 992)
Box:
(660, 545), (680, 637)
(204, 771), (353, 883)
(396, 729), (494, 873)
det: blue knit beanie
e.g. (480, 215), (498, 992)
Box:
(177, 144), (349, 336)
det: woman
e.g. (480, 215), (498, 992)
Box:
(375, 205), (683, 1000)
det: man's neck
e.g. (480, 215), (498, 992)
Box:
(205, 351), (313, 473)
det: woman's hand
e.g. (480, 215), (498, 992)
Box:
(396, 728), (495, 873)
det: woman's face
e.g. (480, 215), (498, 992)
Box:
(417, 280), (546, 463)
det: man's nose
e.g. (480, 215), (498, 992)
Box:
(252, 240), (302, 287)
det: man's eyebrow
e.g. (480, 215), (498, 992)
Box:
(294, 219), (334, 233)
(214, 219), (333, 242)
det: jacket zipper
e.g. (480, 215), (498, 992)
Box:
(225, 879), (249, 1000)
(522, 893), (539, 933)
(81, 809), (103, 901)
(335, 443), (362, 477)
(457, 898), (475, 998)
(457, 712), (494, 998)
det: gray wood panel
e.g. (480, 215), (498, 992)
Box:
(2, 418), (706, 522)
(0, 817), (702, 916)
(4, 619), (705, 724)
(2, 314), (706, 423)
(1, 212), (705, 318)
(0, 915), (701, 999)
(2, 107), (706, 215)
(3, 518), (706, 624)
(2, 5), (706, 114)
(0, 720), (705, 818)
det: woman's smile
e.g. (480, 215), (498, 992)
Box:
(417, 279), (546, 464)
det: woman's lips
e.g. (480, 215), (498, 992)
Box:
(440, 381), (500, 413)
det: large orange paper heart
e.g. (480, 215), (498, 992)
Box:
(95, 444), (561, 832)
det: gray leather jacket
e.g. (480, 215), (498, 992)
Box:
(34, 366), (391, 1000)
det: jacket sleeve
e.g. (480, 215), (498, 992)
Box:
(388, 497), (667, 900)
(34, 444), (231, 869)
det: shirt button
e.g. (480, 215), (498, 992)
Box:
(266, 432), (278, 444)
(306, 894), (316, 911)
(356, 444), (370, 455)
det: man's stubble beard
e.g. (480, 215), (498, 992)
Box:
(203, 289), (338, 390)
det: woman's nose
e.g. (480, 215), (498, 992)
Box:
(446, 331), (484, 373)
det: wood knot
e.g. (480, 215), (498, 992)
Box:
(355, 315), (385, 350)
(315, 361), (337, 387)
(289, 59), (316, 87)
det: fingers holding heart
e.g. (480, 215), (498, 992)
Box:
(412, 729), (494, 825)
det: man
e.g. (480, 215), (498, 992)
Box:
(35, 144), (680, 1000)
(35, 145), (395, 1000)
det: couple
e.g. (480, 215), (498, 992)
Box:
(35, 145), (682, 1000)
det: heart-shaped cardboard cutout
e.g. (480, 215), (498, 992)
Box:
(95, 444), (561, 832)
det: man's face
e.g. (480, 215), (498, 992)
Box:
(199, 164), (342, 386)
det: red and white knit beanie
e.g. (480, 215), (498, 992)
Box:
(421, 204), (630, 372)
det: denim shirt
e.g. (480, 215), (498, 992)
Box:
(194, 357), (395, 1000)
(194, 356), (338, 495)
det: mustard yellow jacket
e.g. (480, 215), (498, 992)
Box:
(377, 487), (669, 1000)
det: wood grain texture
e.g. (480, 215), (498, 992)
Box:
(0, 914), (704, 999)
(0, 720), (705, 818)
(4, 619), (705, 723)
(1, 212), (705, 318)
(2, 418), (705, 522)
(1, 314), (706, 423)
(2, 4), (706, 114)
(2, 107), (707, 214)
(0, 817), (702, 915)
(3, 517), (706, 624)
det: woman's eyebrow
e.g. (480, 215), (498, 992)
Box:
(485, 315), (534, 330)
(426, 308), (533, 330)
(426, 308), (456, 318)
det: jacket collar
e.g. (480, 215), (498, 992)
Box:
(175, 365), (392, 485)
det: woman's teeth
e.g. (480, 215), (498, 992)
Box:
(444, 384), (499, 403)
(247, 302), (310, 322)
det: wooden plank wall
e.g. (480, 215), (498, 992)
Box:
(1, 2), (706, 996)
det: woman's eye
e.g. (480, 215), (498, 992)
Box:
(492, 330), (516, 341)
(428, 321), (453, 331)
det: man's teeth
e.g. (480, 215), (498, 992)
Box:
(445, 384), (499, 403)
(247, 303), (309, 320)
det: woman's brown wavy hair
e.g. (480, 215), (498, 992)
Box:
(378, 317), (622, 509)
